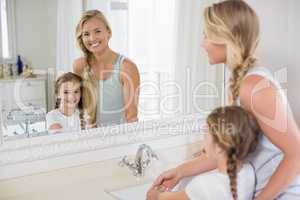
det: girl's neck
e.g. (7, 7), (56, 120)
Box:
(59, 106), (76, 117)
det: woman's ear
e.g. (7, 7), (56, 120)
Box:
(108, 30), (112, 40)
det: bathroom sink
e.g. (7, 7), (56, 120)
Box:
(109, 183), (152, 200)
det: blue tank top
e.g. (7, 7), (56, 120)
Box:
(96, 54), (126, 127)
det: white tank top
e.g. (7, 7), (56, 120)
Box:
(229, 66), (300, 198)
(185, 163), (255, 200)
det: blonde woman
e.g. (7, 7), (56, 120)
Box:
(150, 0), (300, 199)
(147, 106), (260, 200)
(73, 10), (140, 127)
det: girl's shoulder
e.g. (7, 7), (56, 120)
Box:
(238, 162), (255, 178)
(46, 109), (63, 119)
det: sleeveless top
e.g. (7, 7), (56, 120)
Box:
(92, 54), (126, 127)
(229, 66), (300, 199)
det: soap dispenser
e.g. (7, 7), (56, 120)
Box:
(17, 55), (23, 75)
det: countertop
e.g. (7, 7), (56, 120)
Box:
(0, 143), (201, 200)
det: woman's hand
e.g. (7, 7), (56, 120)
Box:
(151, 168), (182, 192)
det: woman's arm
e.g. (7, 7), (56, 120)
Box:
(120, 59), (140, 123)
(240, 75), (300, 200)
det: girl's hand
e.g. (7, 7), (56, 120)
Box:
(147, 187), (160, 200)
(151, 168), (182, 192)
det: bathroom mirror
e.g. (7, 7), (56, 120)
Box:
(0, 0), (224, 142)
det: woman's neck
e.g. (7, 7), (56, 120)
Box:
(93, 47), (116, 65)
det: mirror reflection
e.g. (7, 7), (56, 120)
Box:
(0, 0), (223, 141)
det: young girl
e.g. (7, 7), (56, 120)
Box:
(151, 0), (300, 199)
(147, 106), (260, 200)
(46, 72), (85, 133)
(73, 10), (140, 127)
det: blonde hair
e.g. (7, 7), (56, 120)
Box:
(54, 72), (86, 129)
(76, 10), (112, 67)
(75, 10), (112, 126)
(203, 0), (260, 103)
(207, 106), (260, 200)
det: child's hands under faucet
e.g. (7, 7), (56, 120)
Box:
(151, 167), (182, 192)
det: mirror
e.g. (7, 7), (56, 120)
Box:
(0, 0), (224, 142)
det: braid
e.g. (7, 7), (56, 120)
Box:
(79, 108), (85, 130)
(81, 65), (98, 127)
(230, 57), (256, 104)
(55, 98), (61, 109)
(227, 148), (238, 200)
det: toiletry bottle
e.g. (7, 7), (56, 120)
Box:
(0, 64), (3, 78)
(9, 64), (13, 76)
(17, 55), (23, 75)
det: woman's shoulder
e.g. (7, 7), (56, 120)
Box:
(120, 57), (139, 80)
(239, 66), (282, 109)
(73, 57), (88, 74)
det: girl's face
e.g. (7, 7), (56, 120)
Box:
(58, 81), (81, 110)
(203, 133), (218, 160)
(81, 17), (111, 54)
(201, 37), (227, 65)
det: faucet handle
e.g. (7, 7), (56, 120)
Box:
(119, 156), (131, 167)
(119, 156), (139, 176)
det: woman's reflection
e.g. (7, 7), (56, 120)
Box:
(73, 10), (140, 127)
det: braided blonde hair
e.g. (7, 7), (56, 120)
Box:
(207, 106), (260, 200)
(203, 0), (260, 103)
(75, 10), (112, 126)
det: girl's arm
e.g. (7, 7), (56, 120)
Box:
(120, 59), (140, 123)
(240, 75), (300, 200)
(48, 123), (63, 134)
(147, 189), (189, 200)
(152, 153), (217, 189)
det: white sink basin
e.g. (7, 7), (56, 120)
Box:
(109, 183), (152, 200)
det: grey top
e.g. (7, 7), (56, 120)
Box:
(94, 54), (126, 127)
(232, 66), (300, 198)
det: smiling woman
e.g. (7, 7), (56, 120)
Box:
(73, 9), (140, 128)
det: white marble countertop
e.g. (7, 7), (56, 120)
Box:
(0, 143), (201, 200)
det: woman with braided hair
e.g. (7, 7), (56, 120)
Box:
(149, 0), (300, 199)
(147, 106), (260, 200)
(73, 10), (140, 127)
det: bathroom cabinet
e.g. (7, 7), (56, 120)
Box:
(0, 75), (47, 111)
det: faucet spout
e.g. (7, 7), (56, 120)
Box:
(120, 144), (158, 176)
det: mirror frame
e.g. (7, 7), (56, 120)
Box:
(0, 113), (205, 180)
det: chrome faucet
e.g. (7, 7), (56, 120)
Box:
(119, 144), (158, 176)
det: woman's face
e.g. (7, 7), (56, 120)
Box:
(201, 38), (227, 65)
(58, 81), (81, 111)
(81, 17), (111, 54)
